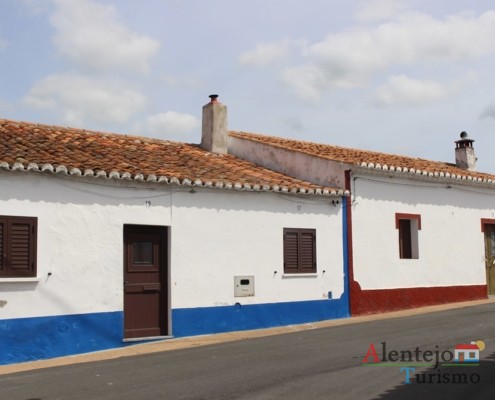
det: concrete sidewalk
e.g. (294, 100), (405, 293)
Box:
(2, 298), (495, 376)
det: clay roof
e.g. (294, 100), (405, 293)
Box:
(0, 118), (344, 196)
(230, 131), (495, 184)
(455, 344), (479, 350)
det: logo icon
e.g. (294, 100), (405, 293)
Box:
(454, 340), (484, 363)
(361, 340), (485, 384)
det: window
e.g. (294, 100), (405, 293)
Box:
(132, 242), (154, 265)
(283, 228), (316, 273)
(395, 213), (421, 259)
(0, 216), (37, 277)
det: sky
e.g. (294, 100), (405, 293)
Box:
(1, 0), (495, 172)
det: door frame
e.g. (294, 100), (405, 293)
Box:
(481, 219), (495, 295)
(123, 224), (171, 340)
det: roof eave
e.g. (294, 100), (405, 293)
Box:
(352, 162), (495, 187)
(0, 161), (347, 197)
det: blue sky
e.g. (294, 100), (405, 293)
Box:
(1, 0), (495, 172)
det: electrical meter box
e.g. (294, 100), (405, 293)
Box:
(234, 276), (255, 297)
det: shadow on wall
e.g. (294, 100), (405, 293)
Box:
(0, 171), (340, 216)
(352, 175), (495, 209)
(372, 351), (495, 399)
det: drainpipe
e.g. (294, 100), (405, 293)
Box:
(344, 170), (355, 316)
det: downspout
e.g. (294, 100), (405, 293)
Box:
(342, 195), (350, 317)
(344, 170), (355, 315)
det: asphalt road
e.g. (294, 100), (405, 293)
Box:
(2, 303), (495, 400)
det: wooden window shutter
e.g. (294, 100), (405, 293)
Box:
(10, 220), (34, 273)
(398, 219), (412, 259)
(396, 213), (421, 260)
(283, 228), (316, 273)
(283, 230), (299, 272)
(0, 216), (37, 277)
(300, 231), (316, 271)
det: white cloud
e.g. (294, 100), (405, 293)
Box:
(238, 40), (290, 67)
(282, 65), (328, 103)
(354, 0), (408, 22)
(24, 73), (146, 126)
(139, 112), (199, 137)
(51, 0), (160, 73)
(283, 11), (495, 101)
(373, 75), (450, 106)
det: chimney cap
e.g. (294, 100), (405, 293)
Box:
(455, 131), (474, 145)
(455, 130), (476, 170)
(209, 94), (219, 102)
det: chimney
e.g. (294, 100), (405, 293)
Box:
(455, 131), (476, 171)
(200, 94), (227, 154)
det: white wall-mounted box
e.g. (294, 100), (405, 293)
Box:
(234, 276), (255, 297)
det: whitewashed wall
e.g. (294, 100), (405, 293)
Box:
(170, 190), (344, 308)
(228, 135), (491, 293)
(0, 171), (172, 320)
(0, 170), (344, 320)
(351, 172), (490, 290)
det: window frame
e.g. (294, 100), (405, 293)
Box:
(481, 219), (495, 232)
(283, 228), (317, 274)
(0, 216), (38, 278)
(395, 213), (421, 260)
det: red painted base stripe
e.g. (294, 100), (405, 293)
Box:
(351, 281), (487, 316)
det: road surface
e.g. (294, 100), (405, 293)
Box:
(1, 302), (495, 399)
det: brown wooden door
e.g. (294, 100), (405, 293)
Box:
(124, 225), (168, 339)
(484, 224), (495, 295)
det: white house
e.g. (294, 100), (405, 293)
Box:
(229, 129), (494, 316)
(454, 343), (480, 363)
(0, 96), (349, 365)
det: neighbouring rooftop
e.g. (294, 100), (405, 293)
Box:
(230, 131), (495, 184)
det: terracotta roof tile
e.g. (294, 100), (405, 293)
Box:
(230, 131), (495, 182)
(0, 118), (344, 196)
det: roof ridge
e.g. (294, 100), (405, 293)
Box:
(0, 117), (183, 146)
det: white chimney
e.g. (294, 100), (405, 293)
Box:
(455, 131), (476, 171)
(200, 94), (227, 154)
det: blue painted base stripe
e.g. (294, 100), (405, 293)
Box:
(0, 311), (124, 365)
(172, 298), (349, 337)
(1, 297), (350, 365)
